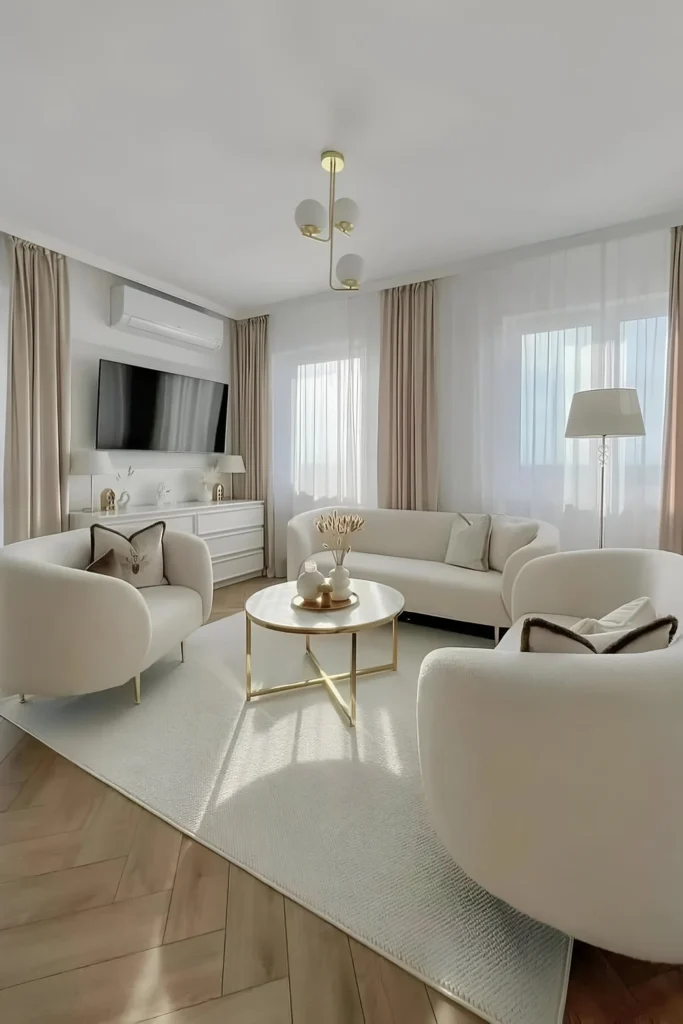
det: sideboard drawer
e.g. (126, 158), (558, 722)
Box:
(163, 515), (195, 534)
(213, 550), (264, 583)
(205, 528), (263, 559)
(198, 505), (264, 536)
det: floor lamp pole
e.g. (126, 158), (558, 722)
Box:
(598, 434), (607, 550)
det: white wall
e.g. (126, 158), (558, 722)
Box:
(69, 259), (231, 510)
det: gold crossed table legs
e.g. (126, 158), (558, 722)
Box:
(245, 616), (399, 727)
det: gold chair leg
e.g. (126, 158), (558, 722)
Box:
(133, 675), (141, 705)
(19, 693), (26, 703)
(180, 641), (185, 663)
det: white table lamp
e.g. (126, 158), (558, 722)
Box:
(565, 388), (645, 548)
(217, 454), (246, 500)
(69, 449), (115, 513)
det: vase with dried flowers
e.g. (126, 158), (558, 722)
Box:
(315, 511), (365, 601)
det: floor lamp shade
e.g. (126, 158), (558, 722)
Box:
(565, 388), (645, 548)
(565, 388), (645, 438)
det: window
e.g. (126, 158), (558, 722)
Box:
(292, 356), (363, 505)
(520, 316), (668, 477)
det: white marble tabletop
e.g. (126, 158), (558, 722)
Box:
(245, 579), (405, 634)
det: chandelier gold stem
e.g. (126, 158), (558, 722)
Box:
(327, 160), (350, 291)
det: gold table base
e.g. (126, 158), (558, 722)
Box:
(245, 616), (399, 727)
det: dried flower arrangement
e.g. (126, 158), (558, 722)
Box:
(314, 511), (365, 566)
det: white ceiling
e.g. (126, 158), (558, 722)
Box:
(1, 1), (682, 314)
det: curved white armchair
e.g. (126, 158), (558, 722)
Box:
(417, 548), (683, 962)
(0, 528), (213, 703)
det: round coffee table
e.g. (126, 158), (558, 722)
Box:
(244, 579), (405, 726)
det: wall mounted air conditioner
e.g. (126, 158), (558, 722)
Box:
(110, 284), (224, 351)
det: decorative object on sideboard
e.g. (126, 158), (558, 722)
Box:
(201, 467), (220, 501)
(115, 466), (134, 511)
(156, 482), (172, 508)
(69, 449), (115, 513)
(565, 388), (645, 549)
(100, 487), (116, 513)
(212, 482), (225, 502)
(217, 454), (246, 500)
(294, 150), (364, 292)
(315, 510), (364, 602)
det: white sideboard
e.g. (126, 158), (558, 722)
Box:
(69, 500), (265, 587)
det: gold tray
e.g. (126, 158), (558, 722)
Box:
(291, 592), (359, 612)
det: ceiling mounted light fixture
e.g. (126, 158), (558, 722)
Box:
(294, 150), (363, 291)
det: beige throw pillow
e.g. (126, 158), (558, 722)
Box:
(521, 615), (677, 654)
(445, 513), (492, 572)
(90, 521), (167, 588)
(488, 517), (538, 573)
(573, 596), (655, 636)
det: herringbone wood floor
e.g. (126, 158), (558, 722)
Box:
(0, 577), (680, 1023)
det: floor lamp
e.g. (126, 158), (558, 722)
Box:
(565, 388), (645, 549)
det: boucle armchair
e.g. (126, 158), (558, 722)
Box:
(0, 528), (213, 703)
(417, 548), (683, 962)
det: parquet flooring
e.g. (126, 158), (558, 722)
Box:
(0, 575), (680, 1022)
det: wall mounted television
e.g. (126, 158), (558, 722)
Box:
(96, 359), (228, 453)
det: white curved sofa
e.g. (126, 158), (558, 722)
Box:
(417, 548), (683, 962)
(287, 507), (559, 628)
(0, 528), (213, 703)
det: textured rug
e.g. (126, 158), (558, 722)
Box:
(1, 615), (571, 1024)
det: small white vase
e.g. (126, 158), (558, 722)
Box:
(297, 560), (325, 601)
(329, 564), (352, 602)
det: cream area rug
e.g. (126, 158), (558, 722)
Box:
(0, 615), (571, 1024)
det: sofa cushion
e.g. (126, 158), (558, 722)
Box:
(139, 585), (203, 670)
(489, 516), (538, 572)
(310, 549), (508, 626)
(91, 521), (167, 588)
(498, 613), (579, 652)
(573, 596), (655, 636)
(445, 514), (492, 571)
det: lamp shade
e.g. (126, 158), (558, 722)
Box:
(218, 455), (246, 474)
(336, 253), (364, 289)
(565, 388), (645, 438)
(294, 199), (326, 237)
(69, 449), (114, 474)
(333, 197), (360, 234)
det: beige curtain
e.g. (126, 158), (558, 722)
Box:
(4, 238), (70, 543)
(378, 281), (438, 509)
(231, 314), (275, 574)
(660, 227), (683, 552)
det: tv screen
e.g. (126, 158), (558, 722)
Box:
(96, 360), (228, 453)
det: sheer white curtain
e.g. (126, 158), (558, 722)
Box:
(270, 291), (380, 575)
(438, 230), (671, 548)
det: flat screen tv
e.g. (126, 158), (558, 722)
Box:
(96, 359), (228, 453)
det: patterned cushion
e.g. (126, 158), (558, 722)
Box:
(90, 521), (167, 588)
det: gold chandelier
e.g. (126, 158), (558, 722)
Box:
(294, 150), (363, 291)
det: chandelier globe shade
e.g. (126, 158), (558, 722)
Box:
(294, 199), (326, 238)
(336, 253), (364, 290)
(333, 197), (359, 235)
